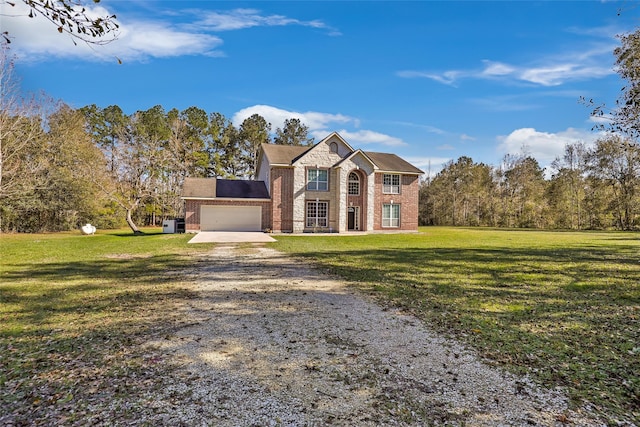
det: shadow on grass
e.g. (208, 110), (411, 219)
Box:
(288, 245), (639, 421)
(0, 254), (196, 335)
(111, 231), (166, 237)
(3, 253), (189, 280)
(0, 252), (201, 425)
(602, 235), (640, 242)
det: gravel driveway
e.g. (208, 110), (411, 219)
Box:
(142, 245), (603, 426)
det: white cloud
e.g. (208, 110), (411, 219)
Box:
(232, 105), (353, 130)
(589, 113), (613, 124)
(496, 127), (599, 167)
(398, 40), (616, 87)
(194, 9), (340, 35)
(519, 63), (611, 86)
(197, 8), (267, 31)
(403, 59), (613, 87)
(334, 130), (406, 147)
(115, 24), (223, 60)
(396, 70), (460, 86)
(516, 45), (615, 86)
(2, 3), (337, 62)
(481, 60), (516, 77)
(233, 105), (407, 147)
(1, 1), (223, 62)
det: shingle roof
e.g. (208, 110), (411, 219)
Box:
(261, 144), (309, 165)
(181, 178), (269, 199)
(181, 178), (216, 198)
(364, 152), (424, 174)
(258, 141), (423, 174)
(215, 179), (269, 199)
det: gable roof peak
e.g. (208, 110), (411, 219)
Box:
(334, 148), (377, 169)
(257, 133), (422, 175)
(289, 132), (356, 165)
(318, 131), (355, 152)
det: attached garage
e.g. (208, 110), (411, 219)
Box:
(182, 178), (271, 233)
(200, 205), (262, 232)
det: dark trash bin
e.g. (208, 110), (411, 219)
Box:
(175, 218), (185, 234)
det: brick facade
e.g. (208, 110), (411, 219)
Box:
(185, 199), (271, 232)
(372, 173), (419, 231)
(270, 165), (418, 233)
(270, 167), (294, 232)
(183, 132), (422, 233)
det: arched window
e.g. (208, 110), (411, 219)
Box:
(329, 142), (338, 153)
(348, 172), (360, 195)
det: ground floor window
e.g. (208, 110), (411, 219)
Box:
(307, 201), (328, 228)
(382, 204), (400, 227)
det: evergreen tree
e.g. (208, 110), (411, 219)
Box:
(274, 118), (314, 146)
(240, 114), (271, 178)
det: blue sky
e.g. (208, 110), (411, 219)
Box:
(3, 1), (637, 176)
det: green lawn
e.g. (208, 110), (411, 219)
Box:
(0, 229), (215, 424)
(2, 227), (638, 424)
(271, 227), (640, 424)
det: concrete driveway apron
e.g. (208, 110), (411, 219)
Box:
(188, 231), (276, 244)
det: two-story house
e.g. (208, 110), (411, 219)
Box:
(182, 132), (423, 233)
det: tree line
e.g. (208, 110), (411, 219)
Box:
(420, 136), (640, 230)
(0, 50), (314, 232)
(79, 104), (312, 233)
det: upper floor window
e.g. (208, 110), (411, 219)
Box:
(348, 172), (360, 195)
(329, 142), (338, 153)
(307, 169), (328, 191)
(383, 174), (400, 194)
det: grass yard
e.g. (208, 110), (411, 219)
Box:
(0, 229), (215, 425)
(271, 227), (640, 424)
(2, 227), (638, 425)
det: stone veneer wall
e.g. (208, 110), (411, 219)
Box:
(291, 141), (347, 233)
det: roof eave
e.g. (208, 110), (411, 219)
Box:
(181, 196), (216, 200)
(376, 170), (424, 175)
(213, 197), (271, 202)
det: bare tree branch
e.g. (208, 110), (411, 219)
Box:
(1, 0), (119, 45)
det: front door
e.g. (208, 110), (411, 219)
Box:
(347, 206), (359, 230)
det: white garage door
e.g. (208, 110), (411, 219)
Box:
(200, 205), (262, 231)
